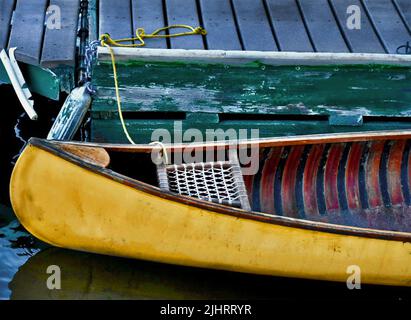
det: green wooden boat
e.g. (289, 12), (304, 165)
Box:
(90, 48), (411, 144)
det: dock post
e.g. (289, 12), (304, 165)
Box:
(47, 86), (91, 140)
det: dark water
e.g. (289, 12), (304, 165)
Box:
(0, 86), (410, 300)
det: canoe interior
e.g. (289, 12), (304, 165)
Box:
(54, 137), (411, 235)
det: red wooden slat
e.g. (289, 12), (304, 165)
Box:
(260, 147), (282, 214)
(387, 140), (406, 205)
(324, 144), (344, 212)
(366, 141), (385, 208)
(243, 174), (254, 208)
(281, 146), (304, 217)
(303, 144), (324, 217)
(345, 142), (364, 210)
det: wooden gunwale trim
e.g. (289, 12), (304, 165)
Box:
(29, 137), (411, 242)
(50, 129), (411, 153)
(97, 47), (411, 65)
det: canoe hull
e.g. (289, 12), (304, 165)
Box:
(10, 144), (411, 286)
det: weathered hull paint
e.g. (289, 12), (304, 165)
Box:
(91, 56), (411, 143)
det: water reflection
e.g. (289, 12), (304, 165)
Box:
(8, 248), (411, 300)
(0, 86), (61, 299)
(0, 217), (41, 300)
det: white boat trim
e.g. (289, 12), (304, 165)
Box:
(97, 47), (411, 66)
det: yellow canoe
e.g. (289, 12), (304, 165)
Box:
(10, 134), (411, 286)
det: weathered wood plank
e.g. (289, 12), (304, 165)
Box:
(90, 118), (411, 144)
(8, 0), (48, 65)
(0, 0), (15, 50)
(363, 0), (410, 54)
(97, 46), (411, 66)
(99, 0), (133, 40)
(165, 0), (204, 49)
(231, 0), (277, 51)
(199, 0), (241, 50)
(41, 0), (80, 67)
(298, 0), (349, 52)
(132, 0), (168, 49)
(93, 60), (411, 118)
(265, 0), (312, 52)
(330, 0), (385, 53)
(393, 0), (411, 36)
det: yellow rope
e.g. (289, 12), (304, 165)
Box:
(100, 25), (207, 47)
(102, 43), (136, 144)
(100, 25), (207, 144)
(149, 141), (169, 164)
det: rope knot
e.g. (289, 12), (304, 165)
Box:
(99, 33), (111, 45)
(136, 27), (146, 37)
(194, 27), (207, 36)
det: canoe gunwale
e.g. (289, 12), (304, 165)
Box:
(50, 129), (411, 153)
(27, 137), (411, 242)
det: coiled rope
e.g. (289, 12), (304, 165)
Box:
(100, 25), (207, 145)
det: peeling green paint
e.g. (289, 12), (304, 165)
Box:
(93, 61), (411, 116)
(91, 59), (411, 143)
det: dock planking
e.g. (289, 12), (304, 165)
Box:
(99, 0), (133, 41)
(330, 0), (385, 53)
(395, 0), (411, 32)
(2, 0), (409, 71)
(92, 0), (411, 54)
(298, 0), (349, 53)
(8, 0), (48, 65)
(199, 0), (241, 50)
(0, 0), (15, 50)
(363, 0), (411, 54)
(132, 0), (168, 49)
(231, 0), (277, 51)
(265, 0), (312, 52)
(165, 0), (204, 49)
(41, 0), (80, 67)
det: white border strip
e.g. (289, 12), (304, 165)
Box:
(98, 47), (411, 66)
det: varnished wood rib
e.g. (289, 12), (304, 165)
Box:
(255, 140), (411, 233)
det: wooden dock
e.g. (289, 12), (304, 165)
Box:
(0, 0), (81, 99)
(1, 0), (79, 67)
(1, 0), (410, 65)
(97, 0), (411, 54)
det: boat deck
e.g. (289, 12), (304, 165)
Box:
(98, 0), (411, 54)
